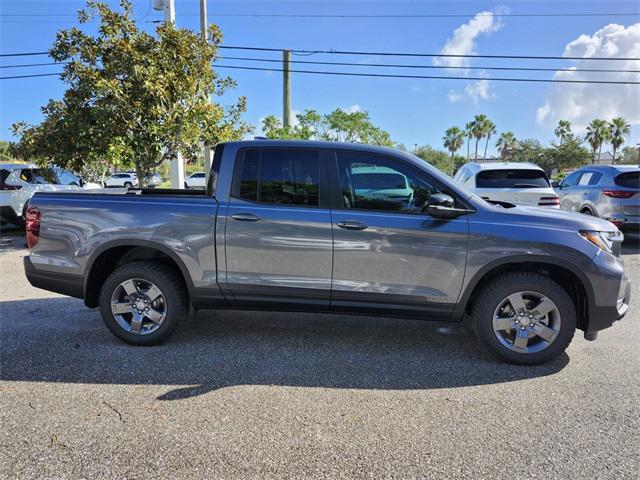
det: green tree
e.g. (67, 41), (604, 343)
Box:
(469, 114), (489, 160)
(413, 145), (462, 175)
(261, 108), (394, 147)
(0, 141), (18, 162)
(585, 119), (611, 164)
(609, 117), (631, 164)
(442, 126), (465, 172)
(511, 138), (545, 164)
(483, 120), (497, 160)
(12, 0), (250, 185)
(620, 146), (640, 164)
(543, 136), (591, 171)
(554, 120), (572, 145)
(495, 132), (517, 160)
(464, 122), (473, 160)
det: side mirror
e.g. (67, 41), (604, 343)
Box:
(423, 193), (474, 219)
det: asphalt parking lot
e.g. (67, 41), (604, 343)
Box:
(1, 226), (639, 479)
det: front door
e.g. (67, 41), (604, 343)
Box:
(224, 148), (333, 308)
(329, 150), (469, 319)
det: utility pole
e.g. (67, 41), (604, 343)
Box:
(153, 0), (184, 189)
(201, 0), (213, 179)
(283, 49), (292, 128)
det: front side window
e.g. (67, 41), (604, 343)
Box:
(476, 169), (550, 188)
(237, 149), (320, 207)
(336, 152), (444, 214)
(561, 171), (581, 188)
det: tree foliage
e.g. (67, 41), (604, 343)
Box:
(413, 145), (463, 175)
(609, 117), (631, 163)
(11, 0), (250, 184)
(261, 108), (394, 147)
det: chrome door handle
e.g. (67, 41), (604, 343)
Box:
(336, 221), (368, 231)
(231, 213), (261, 221)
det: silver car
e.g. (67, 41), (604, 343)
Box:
(556, 165), (639, 234)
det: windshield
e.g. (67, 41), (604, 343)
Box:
(20, 168), (60, 185)
(476, 169), (550, 188)
(614, 171), (640, 189)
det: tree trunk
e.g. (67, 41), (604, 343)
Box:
(597, 143), (603, 165)
(474, 138), (479, 160)
(612, 145), (617, 164)
(483, 135), (490, 160)
(466, 138), (470, 160)
(135, 163), (145, 188)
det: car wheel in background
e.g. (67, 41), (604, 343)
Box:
(99, 261), (187, 346)
(124, 182), (132, 188)
(472, 272), (576, 365)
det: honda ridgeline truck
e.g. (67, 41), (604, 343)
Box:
(23, 141), (630, 364)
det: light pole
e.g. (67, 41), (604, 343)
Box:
(201, 0), (213, 180)
(153, 0), (185, 189)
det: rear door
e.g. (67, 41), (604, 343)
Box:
(223, 148), (333, 308)
(329, 150), (469, 319)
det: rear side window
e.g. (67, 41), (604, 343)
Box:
(236, 149), (320, 206)
(614, 172), (640, 189)
(0, 169), (9, 185)
(476, 169), (550, 188)
(578, 171), (602, 186)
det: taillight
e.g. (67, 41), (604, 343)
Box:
(538, 196), (560, 206)
(25, 206), (41, 249)
(602, 190), (636, 199)
(0, 185), (22, 190)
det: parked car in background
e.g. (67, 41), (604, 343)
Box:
(0, 163), (98, 227)
(185, 172), (206, 189)
(104, 172), (138, 188)
(145, 172), (162, 188)
(454, 162), (559, 208)
(556, 165), (639, 233)
(23, 140), (630, 365)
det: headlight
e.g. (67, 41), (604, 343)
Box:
(579, 230), (624, 255)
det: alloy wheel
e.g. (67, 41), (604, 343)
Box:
(110, 278), (167, 335)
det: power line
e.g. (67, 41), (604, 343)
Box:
(1, 12), (639, 18)
(3, 46), (639, 61)
(213, 64), (640, 85)
(216, 55), (640, 74)
(3, 58), (638, 74)
(0, 73), (60, 80)
(2, 65), (638, 84)
(218, 46), (640, 62)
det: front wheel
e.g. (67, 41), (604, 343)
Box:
(472, 272), (576, 365)
(99, 261), (187, 345)
(124, 182), (133, 188)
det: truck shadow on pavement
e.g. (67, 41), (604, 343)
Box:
(0, 297), (569, 400)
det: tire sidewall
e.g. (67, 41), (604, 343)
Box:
(99, 262), (186, 345)
(473, 273), (576, 365)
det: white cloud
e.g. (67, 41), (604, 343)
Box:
(448, 72), (496, 105)
(434, 11), (504, 69)
(536, 23), (640, 129)
(436, 11), (504, 104)
(343, 104), (361, 113)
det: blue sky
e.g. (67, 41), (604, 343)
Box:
(1, 0), (639, 157)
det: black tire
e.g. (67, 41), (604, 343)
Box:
(580, 207), (594, 216)
(99, 261), (187, 345)
(472, 272), (576, 365)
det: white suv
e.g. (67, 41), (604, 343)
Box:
(454, 162), (559, 208)
(184, 172), (206, 189)
(104, 172), (139, 188)
(0, 163), (93, 227)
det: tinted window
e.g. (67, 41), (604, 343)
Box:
(20, 168), (58, 184)
(561, 171), (581, 187)
(237, 149), (320, 206)
(615, 172), (640, 189)
(336, 152), (443, 213)
(0, 169), (9, 185)
(191, 173), (205, 178)
(476, 169), (550, 188)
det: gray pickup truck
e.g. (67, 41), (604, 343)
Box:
(24, 140), (630, 364)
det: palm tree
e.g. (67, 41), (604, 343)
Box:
(496, 132), (517, 160)
(464, 122), (473, 160)
(585, 119), (609, 164)
(609, 117), (631, 164)
(554, 120), (572, 145)
(483, 120), (497, 160)
(443, 126), (465, 174)
(470, 114), (488, 160)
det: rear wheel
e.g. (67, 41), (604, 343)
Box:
(124, 181), (133, 188)
(472, 272), (576, 365)
(99, 261), (187, 345)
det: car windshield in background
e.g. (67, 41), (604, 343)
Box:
(476, 169), (550, 189)
(614, 172), (640, 189)
(21, 168), (59, 185)
(352, 173), (407, 190)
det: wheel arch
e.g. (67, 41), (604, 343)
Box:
(83, 240), (193, 308)
(456, 255), (595, 332)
